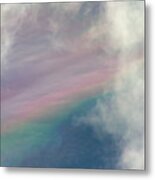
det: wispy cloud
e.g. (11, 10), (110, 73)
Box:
(74, 1), (144, 169)
(1, 1), (144, 169)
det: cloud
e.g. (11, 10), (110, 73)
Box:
(1, 4), (32, 73)
(76, 60), (144, 169)
(106, 1), (144, 50)
(1, 1), (144, 169)
(75, 1), (144, 169)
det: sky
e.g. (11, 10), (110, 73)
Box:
(1, 1), (144, 169)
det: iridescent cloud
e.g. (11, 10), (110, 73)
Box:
(1, 1), (144, 169)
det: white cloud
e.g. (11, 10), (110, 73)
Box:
(75, 1), (144, 169)
(106, 1), (144, 52)
(76, 60), (144, 169)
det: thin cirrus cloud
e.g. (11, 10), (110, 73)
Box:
(1, 1), (144, 169)
(1, 2), (112, 126)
